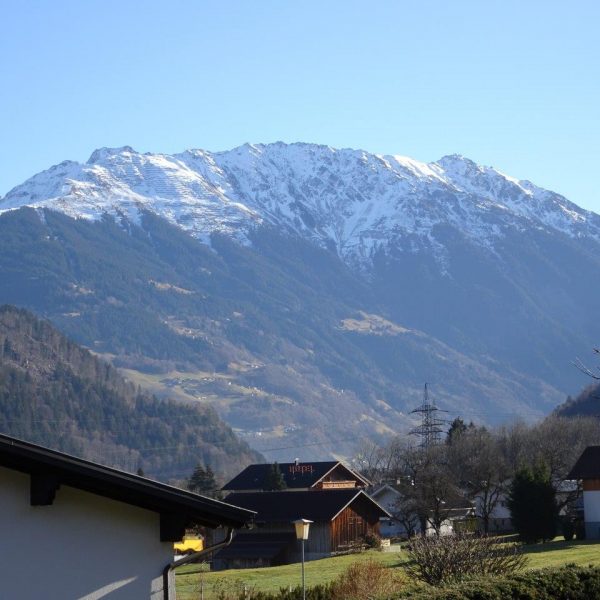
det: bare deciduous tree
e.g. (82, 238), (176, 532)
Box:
(448, 427), (509, 533)
(406, 533), (527, 586)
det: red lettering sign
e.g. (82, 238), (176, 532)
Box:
(288, 464), (315, 475)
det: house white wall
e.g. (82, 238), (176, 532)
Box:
(474, 493), (512, 532)
(371, 486), (408, 538)
(583, 490), (600, 539)
(0, 466), (174, 600)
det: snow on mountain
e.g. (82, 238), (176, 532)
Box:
(2, 142), (598, 268)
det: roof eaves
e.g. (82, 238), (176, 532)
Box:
(0, 434), (255, 528)
(328, 489), (391, 521)
(309, 462), (342, 489)
(308, 462), (370, 489)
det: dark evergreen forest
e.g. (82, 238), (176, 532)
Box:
(0, 305), (262, 481)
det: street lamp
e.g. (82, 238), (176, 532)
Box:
(292, 518), (312, 600)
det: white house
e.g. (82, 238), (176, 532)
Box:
(0, 433), (254, 599)
(474, 491), (513, 533)
(568, 446), (600, 539)
(370, 484), (410, 538)
(370, 483), (474, 538)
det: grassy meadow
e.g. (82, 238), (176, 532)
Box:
(175, 538), (600, 600)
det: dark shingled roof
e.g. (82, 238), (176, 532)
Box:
(568, 446), (600, 479)
(0, 433), (255, 529)
(222, 461), (368, 491)
(224, 489), (390, 522)
(215, 531), (295, 560)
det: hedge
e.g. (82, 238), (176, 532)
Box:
(399, 565), (600, 600)
(223, 566), (600, 600)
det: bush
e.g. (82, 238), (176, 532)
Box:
(405, 533), (527, 586)
(330, 559), (405, 600)
(399, 565), (600, 599)
(364, 532), (383, 549)
(212, 582), (333, 600)
(200, 565), (600, 600)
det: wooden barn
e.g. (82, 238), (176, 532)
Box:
(213, 489), (390, 569)
(222, 460), (369, 493)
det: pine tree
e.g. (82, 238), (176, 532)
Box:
(263, 462), (287, 490)
(507, 464), (559, 543)
(188, 463), (218, 497)
(446, 417), (467, 445)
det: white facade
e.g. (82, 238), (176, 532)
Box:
(474, 492), (512, 532)
(371, 485), (409, 538)
(0, 466), (174, 600)
(371, 484), (473, 538)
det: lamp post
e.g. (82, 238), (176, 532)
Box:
(292, 518), (312, 600)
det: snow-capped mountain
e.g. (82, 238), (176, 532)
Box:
(2, 142), (597, 269)
(1, 142), (600, 459)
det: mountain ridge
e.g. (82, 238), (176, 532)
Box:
(1, 143), (599, 460)
(2, 142), (597, 272)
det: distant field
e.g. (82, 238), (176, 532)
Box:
(175, 538), (600, 600)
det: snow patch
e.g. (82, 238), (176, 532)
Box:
(2, 143), (599, 270)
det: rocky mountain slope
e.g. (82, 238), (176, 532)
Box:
(1, 143), (599, 459)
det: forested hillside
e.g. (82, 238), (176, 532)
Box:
(555, 381), (600, 418)
(0, 208), (565, 460)
(0, 305), (262, 481)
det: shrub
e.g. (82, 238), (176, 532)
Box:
(398, 565), (600, 599)
(330, 558), (405, 600)
(213, 583), (333, 600)
(405, 533), (527, 586)
(198, 565), (600, 600)
(363, 532), (383, 549)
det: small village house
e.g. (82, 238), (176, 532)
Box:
(568, 446), (600, 539)
(370, 483), (475, 538)
(214, 488), (390, 569)
(474, 491), (513, 533)
(0, 433), (254, 599)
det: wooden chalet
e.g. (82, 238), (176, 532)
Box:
(222, 460), (369, 493)
(213, 489), (390, 569)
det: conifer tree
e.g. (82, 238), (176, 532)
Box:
(507, 464), (559, 543)
(188, 463), (218, 497)
(263, 462), (287, 490)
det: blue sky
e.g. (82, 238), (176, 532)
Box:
(1, 1), (599, 211)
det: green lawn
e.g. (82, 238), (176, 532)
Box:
(175, 538), (600, 600)
(521, 537), (600, 569)
(176, 550), (402, 599)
